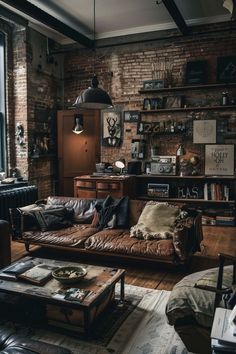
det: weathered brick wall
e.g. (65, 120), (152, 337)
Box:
(64, 22), (236, 172)
(2, 22), (63, 198)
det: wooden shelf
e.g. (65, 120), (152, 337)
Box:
(137, 196), (234, 203)
(140, 105), (236, 114)
(139, 83), (236, 94)
(136, 175), (236, 180)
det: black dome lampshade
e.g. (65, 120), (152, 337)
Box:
(74, 75), (113, 110)
(72, 113), (84, 134)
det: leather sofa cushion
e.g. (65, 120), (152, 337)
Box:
(22, 224), (98, 248)
(85, 229), (175, 259)
(130, 202), (180, 240)
(32, 208), (74, 231)
(0, 327), (71, 354)
(166, 266), (233, 328)
(46, 196), (97, 224)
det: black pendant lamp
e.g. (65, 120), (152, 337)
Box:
(74, 0), (113, 110)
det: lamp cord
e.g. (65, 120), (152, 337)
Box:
(93, 0), (96, 76)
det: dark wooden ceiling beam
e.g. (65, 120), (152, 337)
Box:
(0, 5), (28, 26)
(0, 0), (93, 47)
(162, 0), (189, 35)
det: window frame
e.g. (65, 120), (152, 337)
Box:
(0, 32), (6, 173)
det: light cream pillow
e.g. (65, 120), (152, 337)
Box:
(130, 201), (180, 240)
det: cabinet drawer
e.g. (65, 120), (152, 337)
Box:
(97, 190), (121, 199)
(76, 180), (96, 189)
(96, 182), (120, 190)
(77, 190), (96, 198)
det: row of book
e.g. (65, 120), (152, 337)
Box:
(202, 208), (235, 226)
(204, 183), (230, 201)
(202, 215), (235, 226)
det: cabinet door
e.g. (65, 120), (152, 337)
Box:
(57, 110), (101, 196)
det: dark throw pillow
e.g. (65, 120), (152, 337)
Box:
(95, 195), (129, 230)
(32, 207), (74, 232)
(9, 204), (44, 239)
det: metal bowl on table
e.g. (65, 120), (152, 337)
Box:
(52, 266), (87, 284)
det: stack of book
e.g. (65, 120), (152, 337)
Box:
(0, 259), (57, 285)
(211, 308), (236, 353)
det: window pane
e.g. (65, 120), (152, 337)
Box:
(0, 32), (6, 172)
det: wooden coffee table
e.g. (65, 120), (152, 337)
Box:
(0, 256), (125, 335)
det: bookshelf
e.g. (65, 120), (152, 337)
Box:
(135, 175), (236, 226)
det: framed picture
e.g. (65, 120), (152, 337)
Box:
(193, 120), (216, 144)
(164, 95), (185, 109)
(205, 144), (235, 176)
(101, 109), (122, 147)
(143, 98), (151, 110)
(217, 56), (236, 83)
(123, 111), (140, 122)
(143, 79), (165, 90)
(185, 60), (208, 85)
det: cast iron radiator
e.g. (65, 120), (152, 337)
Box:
(0, 185), (38, 222)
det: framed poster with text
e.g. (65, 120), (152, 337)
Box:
(205, 144), (235, 176)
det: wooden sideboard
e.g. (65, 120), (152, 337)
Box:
(74, 175), (136, 199)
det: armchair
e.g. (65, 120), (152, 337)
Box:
(166, 253), (236, 354)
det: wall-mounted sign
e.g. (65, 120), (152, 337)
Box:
(205, 144), (235, 176)
(123, 111), (140, 122)
(193, 120), (216, 144)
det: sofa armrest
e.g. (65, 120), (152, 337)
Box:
(172, 212), (203, 261)
(0, 220), (11, 267)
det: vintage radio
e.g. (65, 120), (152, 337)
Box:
(150, 156), (176, 175)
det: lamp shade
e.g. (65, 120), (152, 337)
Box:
(72, 114), (84, 134)
(74, 75), (113, 110)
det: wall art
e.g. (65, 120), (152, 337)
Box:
(101, 109), (122, 147)
(163, 95), (185, 109)
(217, 56), (236, 83)
(193, 120), (216, 144)
(205, 144), (234, 176)
(143, 79), (165, 90)
(185, 60), (208, 85)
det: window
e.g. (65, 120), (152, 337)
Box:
(0, 32), (6, 172)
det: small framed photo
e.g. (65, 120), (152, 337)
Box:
(163, 95), (185, 109)
(185, 60), (208, 85)
(123, 111), (140, 123)
(143, 79), (165, 90)
(143, 98), (151, 110)
(217, 56), (236, 83)
(205, 144), (235, 176)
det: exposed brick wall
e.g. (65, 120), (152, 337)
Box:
(64, 22), (236, 172)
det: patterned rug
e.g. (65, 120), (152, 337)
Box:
(27, 284), (191, 354)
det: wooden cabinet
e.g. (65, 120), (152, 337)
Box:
(74, 175), (136, 199)
(57, 110), (101, 196)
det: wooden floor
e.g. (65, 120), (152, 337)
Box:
(10, 225), (235, 291)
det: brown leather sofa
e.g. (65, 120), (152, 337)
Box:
(0, 327), (71, 353)
(10, 196), (203, 266)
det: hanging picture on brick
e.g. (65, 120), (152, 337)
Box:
(101, 109), (122, 147)
(217, 56), (236, 83)
(185, 60), (208, 85)
(193, 120), (216, 144)
(205, 144), (234, 176)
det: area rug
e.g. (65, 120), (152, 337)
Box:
(27, 284), (191, 354)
